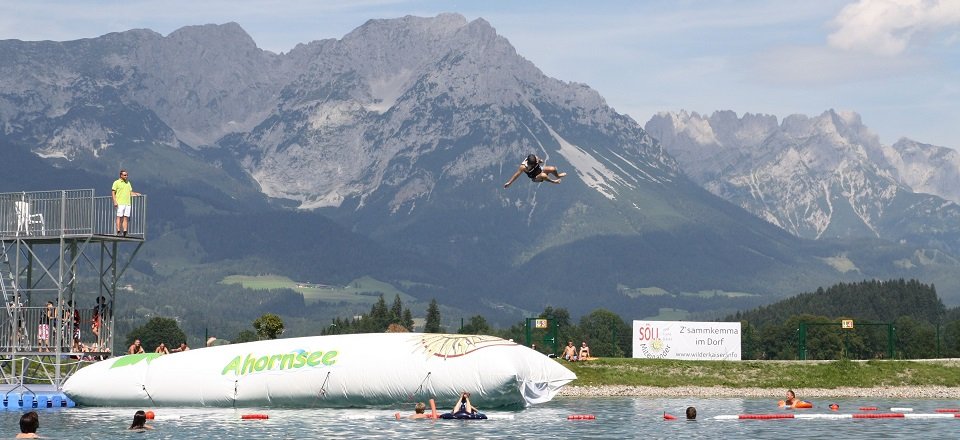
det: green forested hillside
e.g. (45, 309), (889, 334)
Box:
(728, 279), (960, 360)
(731, 279), (945, 326)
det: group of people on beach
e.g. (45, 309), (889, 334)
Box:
(15, 410), (151, 437)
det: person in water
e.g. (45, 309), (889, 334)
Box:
(410, 402), (430, 419)
(16, 411), (39, 438)
(452, 391), (479, 415)
(784, 389), (798, 406)
(129, 410), (154, 430)
(685, 406), (697, 420)
(503, 154), (566, 188)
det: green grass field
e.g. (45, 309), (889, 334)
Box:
(562, 357), (960, 388)
(221, 274), (417, 305)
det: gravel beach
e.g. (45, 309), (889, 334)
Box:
(559, 385), (960, 399)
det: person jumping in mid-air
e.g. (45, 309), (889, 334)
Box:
(503, 154), (566, 188)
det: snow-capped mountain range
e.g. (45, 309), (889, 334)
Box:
(645, 110), (960, 252)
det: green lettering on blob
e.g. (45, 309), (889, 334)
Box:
(221, 349), (339, 376)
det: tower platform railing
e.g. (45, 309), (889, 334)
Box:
(0, 189), (146, 240)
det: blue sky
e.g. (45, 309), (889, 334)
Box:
(1, 0), (958, 148)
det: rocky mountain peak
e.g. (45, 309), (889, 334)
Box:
(883, 138), (960, 203)
(649, 109), (960, 248)
(165, 22), (260, 53)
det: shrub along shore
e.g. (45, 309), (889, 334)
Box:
(557, 358), (960, 398)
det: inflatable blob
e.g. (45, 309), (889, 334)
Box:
(63, 333), (575, 408)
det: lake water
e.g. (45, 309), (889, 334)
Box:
(2, 396), (958, 439)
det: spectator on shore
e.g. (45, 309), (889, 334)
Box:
(16, 411), (39, 438)
(171, 342), (190, 353)
(579, 341), (591, 359)
(155, 342), (169, 355)
(561, 341), (577, 361)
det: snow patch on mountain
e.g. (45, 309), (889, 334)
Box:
(550, 126), (632, 200)
(365, 69), (414, 113)
(818, 254), (859, 273)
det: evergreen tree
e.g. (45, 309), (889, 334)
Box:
(402, 308), (415, 332)
(390, 295), (404, 324)
(126, 317), (188, 352)
(367, 295), (390, 332)
(424, 299), (442, 333)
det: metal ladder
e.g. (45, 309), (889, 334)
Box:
(0, 243), (26, 349)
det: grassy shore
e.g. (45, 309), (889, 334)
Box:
(558, 358), (960, 398)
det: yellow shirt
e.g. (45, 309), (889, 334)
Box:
(112, 179), (133, 205)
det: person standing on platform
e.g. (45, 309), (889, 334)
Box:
(111, 169), (141, 237)
(37, 301), (54, 352)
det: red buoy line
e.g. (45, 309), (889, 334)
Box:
(714, 412), (960, 420)
(241, 414), (270, 420)
(567, 414), (596, 420)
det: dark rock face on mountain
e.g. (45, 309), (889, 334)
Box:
(3, 15), (959, 321)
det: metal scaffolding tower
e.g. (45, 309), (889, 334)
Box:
(0, 189), (145, 388)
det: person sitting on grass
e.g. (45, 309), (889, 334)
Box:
(578, 341), (591, 359)
(561, 341), (577, 361)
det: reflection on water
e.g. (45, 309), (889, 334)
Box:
(1, 396), (957, 439)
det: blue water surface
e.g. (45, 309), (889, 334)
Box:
(2, 396), (958, 439)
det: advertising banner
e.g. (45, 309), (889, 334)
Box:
(632, 320), (741, 360)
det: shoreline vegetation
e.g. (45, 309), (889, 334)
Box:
(557, 358), (960, 399)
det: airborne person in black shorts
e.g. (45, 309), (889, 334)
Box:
(503, 154), (567, 188)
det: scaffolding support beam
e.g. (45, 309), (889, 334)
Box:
(0, 189), (146, 389)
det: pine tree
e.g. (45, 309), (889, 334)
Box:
(390, 294), (404, 325)
(402, 308), (415, 332)
(366, 295), (390, 332)
(424, 299), (442, 333)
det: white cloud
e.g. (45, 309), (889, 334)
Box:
(828, 0), (960, 55)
